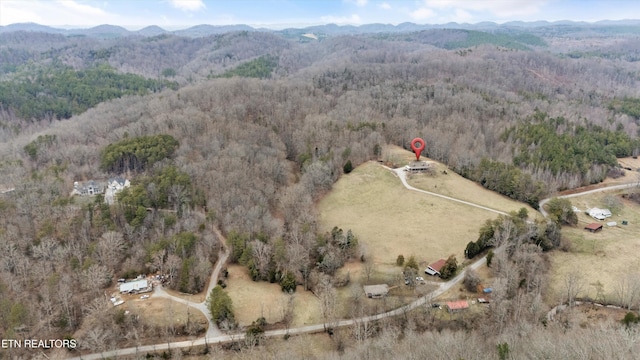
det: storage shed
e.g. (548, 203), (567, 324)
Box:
(584, 223), (603, 232)
(446, 300), (469, 312)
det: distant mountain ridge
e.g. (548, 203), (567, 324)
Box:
(1, 19), (640, 38)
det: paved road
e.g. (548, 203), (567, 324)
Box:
(67, 165), (640, 360)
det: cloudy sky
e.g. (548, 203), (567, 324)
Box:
(1, 0), (638, 30)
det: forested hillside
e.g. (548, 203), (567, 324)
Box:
(0, 23), (640, 356)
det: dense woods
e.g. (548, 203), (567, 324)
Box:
(0, 22), (640, 357)
(100, 134), (180, 173)
(0, 64), (177, 121)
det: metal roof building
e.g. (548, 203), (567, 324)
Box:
(446, 300), (469, 312)
(425, 259), (447, 276)
(119, 279), (150, 294)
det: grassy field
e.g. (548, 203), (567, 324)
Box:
(319, 161), (488, 267)
(409, 164), (540, 218)
(224, 264), (323, 327)
(548, 191), (640, 304)
(318, 149), (538, 272)
(123, 297), (208, 331)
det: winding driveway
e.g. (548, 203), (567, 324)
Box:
(66, 165), (640, 360)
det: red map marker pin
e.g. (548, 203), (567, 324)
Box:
(410, 137), (425, 161)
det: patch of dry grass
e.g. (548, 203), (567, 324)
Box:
(224, 265), (322, 327)
(406, 159), (540, 219)
(317, 160), (520, 269)
(123, 297), (208, 330)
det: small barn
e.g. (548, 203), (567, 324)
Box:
(363, 284), (389, 299)
(446, 300), (469, 313)
(584, 223), (603, 232)
(425, 259), (446, 276)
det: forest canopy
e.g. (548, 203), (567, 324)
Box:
(100, 134), (179, 173)
(504, 113), (640, 185)
(0, 63), (178, 121)
(215, 55), (279, 79)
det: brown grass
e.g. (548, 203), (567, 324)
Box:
(123, 297), (208, 330)
(224, 265), (322, 327)
(548, 191), (640, 304)
(317, 159), (526, 270)
(408, 162), (540, 219)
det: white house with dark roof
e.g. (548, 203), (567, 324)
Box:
(72, 180), (104, 196)
(104, 177), (130, 205)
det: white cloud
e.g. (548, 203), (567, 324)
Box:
(379, 2), (391, 10)
(0, 0), (45, 24)
(320, 14), (362, 25)
(410, 7), (436, 20)
(344, 0), (368, 6)
(0, 0), (152, 29)
(454, 8), (473, 23)
(56, 0), (107, 16)
(423, 0), (547, 18)
(168, 0), (206, 12)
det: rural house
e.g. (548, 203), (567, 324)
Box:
(72, 180), (104, 196)
(425, 259), (447, 276)
(119, 279), (152, 294)
(587, 208), (612, 220)
(404, 161), (432, 172)
(104, 177), (131, 205)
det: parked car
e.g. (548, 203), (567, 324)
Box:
(140, 295), (150, 300)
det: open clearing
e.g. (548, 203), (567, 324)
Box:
(386, 145), (539, 217)
(123, 297), (208, 331)
(224, 265), (323, 327)
(407, 161), (540, 219)
(318, 157), (534, 271)
(548, 190), (640, 304)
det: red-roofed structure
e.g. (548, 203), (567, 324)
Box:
(584, 223), (603, 232)
(446, 300), (469, 312)
(425, 259), (447, 276)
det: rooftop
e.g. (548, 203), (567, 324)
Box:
(584, 223), (603, 231)
(429, 259), (447, 272)
(446, 300), (469, 311)
(119, 279), (149, 293)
